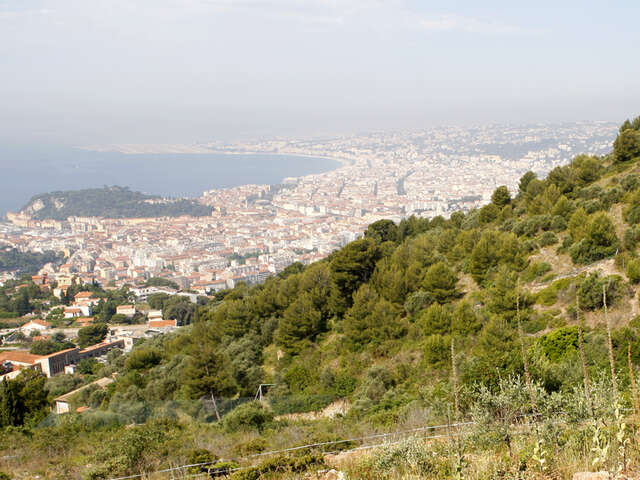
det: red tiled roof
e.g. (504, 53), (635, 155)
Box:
(0, 351), (43, 364)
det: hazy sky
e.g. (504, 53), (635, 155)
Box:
(2, 0), (639, 144)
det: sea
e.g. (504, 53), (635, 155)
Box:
(0, 145), (341, 216)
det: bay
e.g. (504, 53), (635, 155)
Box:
(0, 145), (341, 215)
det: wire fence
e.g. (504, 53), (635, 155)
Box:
(104, 414), (591, 480)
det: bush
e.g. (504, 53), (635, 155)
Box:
(536, 278), (572, 306)
(626, 204), (640, 225)
(539, 326), (578, 361)
(423, 334), (450, 365)
(125, 347), (163, 371)
(621, 174), (640, 192)
(550, 215), (568, 232)
(404, 291), (433, 316)
(185, 448), (217, 474)
(234, 438), (267, 456)
(583, 199), (603, 214)
(627, 258), (640, 284)
(77, 323), (108, 348)
(371, 436), (450, 477)
(522, 262), (552, 282)
(222, 401), (274, 432)
(578, 273), (621, 310)
(538, 232), (558, 247)
(623, 226), (640, 251)
(230, 454), (324, 480)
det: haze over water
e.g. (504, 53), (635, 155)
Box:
(0, 145), (340, 215)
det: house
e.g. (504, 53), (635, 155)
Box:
(147, 319), (177, 329)
(75, 317), (94, 327)
(20, 319), (51, 335)
(0, 351), (44, 380)
(63, 307), (83, 319)
(147, 309), (163, 321)
(116, 305), (136, 317)
(74, 291), (99, 306)
(31, 273), (49, 286)
(54, 377), (114, 414)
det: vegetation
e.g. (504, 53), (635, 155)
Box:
(0, 248), (63, 274)
(3, 116), (640, 478)
(20, 185), (213, 220)
(77, 323), (108, 348)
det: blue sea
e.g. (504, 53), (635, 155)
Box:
(0, 145), (341, 215)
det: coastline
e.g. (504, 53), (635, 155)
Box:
(204, 149), (355, 168)
(0, 148), (347, 215)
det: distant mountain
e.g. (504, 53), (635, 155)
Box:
(18, 186), (213, 220)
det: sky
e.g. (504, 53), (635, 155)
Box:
(1, 0), (640, 145)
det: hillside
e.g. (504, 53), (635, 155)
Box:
(3, 117), (640, 479)
(0, 247), (63, 274)
(18, 185), (213, 220)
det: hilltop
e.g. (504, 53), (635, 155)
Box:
(16, 185), (213, 220)
(2, 116), (640, 479)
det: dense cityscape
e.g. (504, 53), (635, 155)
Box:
(1, 122), (617, 292)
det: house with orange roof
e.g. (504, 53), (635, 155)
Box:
(75, 317), (94, 327)
(0, 351), (44, 380)
(147, 319), (177, 329)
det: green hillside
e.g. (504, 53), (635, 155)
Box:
(19, 185), (213, 219)
(3, 117), (640, 479)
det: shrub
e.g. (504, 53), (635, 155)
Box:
(578, 273), (621, 310)
(522, 262), (552, 282)
(185, 448), (217, 474)
(621, 174), (640, 192)
(551, 215), (568, 232)
(521, 239), (539, 253)
(583, 199), (603, 214)
(627, 258), (640, 284)
(539, 326), (578, 361)
(538, 232), (558, 247)
(222, 401), (274, 432)
(234, 438), (267, 456)
(372, 436), (450, 477)
(230, 454), (324, 480)
(623, 226), (640, 251)
(569, 212), (618, 264)
(404, 291), (434, 316)
(125, 347), (163, 371)
(626, 204), (640, 225)
(418, 303), (451, 336)
(423, 334), (450, 365)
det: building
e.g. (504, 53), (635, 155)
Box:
(36, 348), (80, 377)
(0, 339), (126, 379)
(54, 377), (114, 414)
(115, 305), (136, 317)
(0, 351), (44, 380)
(20, 319), (51, 335)
(147, 319), (177, 329)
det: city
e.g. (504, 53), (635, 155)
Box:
(1, 122), (618, 292)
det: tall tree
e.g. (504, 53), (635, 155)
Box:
(329, 238), (380, 317)
(182, 322), (237, 420)
(276, 293), (323, 354)
(422, 261), (460, 304)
